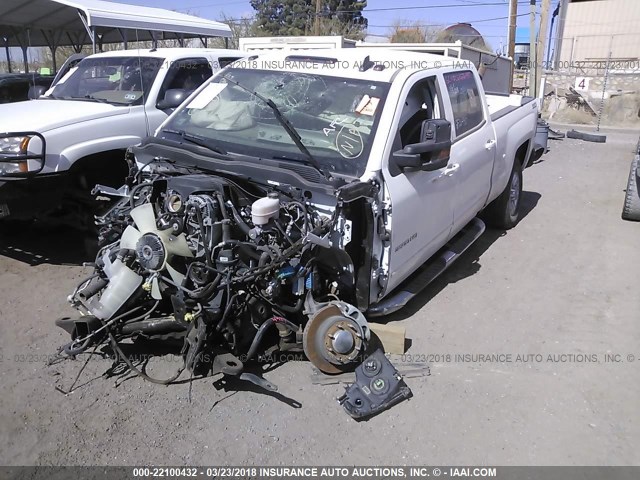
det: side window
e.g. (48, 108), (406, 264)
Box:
(216, 57), (243, 69)
(443, 70), (483, 137)
(158, 57), (213, 101)
(397, 77), (440, 148)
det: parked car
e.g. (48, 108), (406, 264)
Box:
(0, 73), (54, 103)
(0, 48), (246, 227)
(621, 140), (640, 221)
(56, 49), (541, 383)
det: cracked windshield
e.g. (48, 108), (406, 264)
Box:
(164, 67), (390, 176)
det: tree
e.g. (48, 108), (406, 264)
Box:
(388, 20), (442, 43)
(209, 13), (260, 49)
(250, 0), (367, 38)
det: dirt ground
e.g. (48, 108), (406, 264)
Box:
(0, 127), (639, 466)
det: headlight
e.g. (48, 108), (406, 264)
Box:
(0, 136), (30, 155)
(0, 133), (45, 176)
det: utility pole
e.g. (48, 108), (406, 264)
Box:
(507, 0), (518, 91)
(528, 0), (537, 97)
(536, 0), (551, 98)
(314, 0), (321, 36)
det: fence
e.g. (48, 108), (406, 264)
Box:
(525, 33), (640, 129)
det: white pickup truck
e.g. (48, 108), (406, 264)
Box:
(59, 49), (540, 382)
(0, 47), (245, 225)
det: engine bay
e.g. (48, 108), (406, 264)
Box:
(57, 155), (383, 390)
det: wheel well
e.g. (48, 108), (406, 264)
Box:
(516, 140), (530, 169)
(68, 149), (129, 189)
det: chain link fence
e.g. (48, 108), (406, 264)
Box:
(515, 33), (640, 128)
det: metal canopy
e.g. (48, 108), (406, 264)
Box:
(0, 0), (232, 50)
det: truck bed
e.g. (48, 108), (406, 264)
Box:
(486, 93), (536, 121)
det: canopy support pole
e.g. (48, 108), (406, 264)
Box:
(119, 29), (128, 49)
(77, 9), (96, 53)
(3, 38), (11, 73)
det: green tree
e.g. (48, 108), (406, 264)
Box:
(388, 20), (442, 43)
(250, 0), (367, 38)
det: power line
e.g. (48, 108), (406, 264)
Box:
(366, 12), (529, 29)
(183, 0), (531, 14)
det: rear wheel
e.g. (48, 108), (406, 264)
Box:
(483, 160), (523, 229)
(621, 155), (640, 221)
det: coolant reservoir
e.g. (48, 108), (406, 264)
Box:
(252, 194), (280, 226)
(88, 258), (142, 320)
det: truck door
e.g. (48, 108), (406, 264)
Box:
(382, 75), (456, 289)
(443, 70), (495, 231)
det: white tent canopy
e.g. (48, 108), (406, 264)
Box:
(1, 0), (231, 54)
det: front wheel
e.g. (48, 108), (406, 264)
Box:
(482, 160), (523, 229)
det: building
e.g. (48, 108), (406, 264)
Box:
(553, 0), (640, 65)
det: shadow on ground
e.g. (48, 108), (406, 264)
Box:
(381, 190), (541, 323)
(0, 221), (95, 266)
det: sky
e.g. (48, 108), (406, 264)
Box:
(3, 0), (544, 66)
(126, 0), (540, 53)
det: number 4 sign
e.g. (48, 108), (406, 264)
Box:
(574, 77), (590, 91)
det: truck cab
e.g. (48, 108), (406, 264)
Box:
(0, 48), (246, 225)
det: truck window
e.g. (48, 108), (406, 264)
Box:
(158, 58), (213, 100)
(443, 70), (483, 137)
(397, 77), (441, 147)
(217, 57), (243, 69)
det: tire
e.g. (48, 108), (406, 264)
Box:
(482, 160), (523, 229)
(566, 129), (607, 143)
(621, 154), (640, 221)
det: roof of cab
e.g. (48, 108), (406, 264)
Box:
(86, 48), (246, 60)
(243, 48), (475, 82)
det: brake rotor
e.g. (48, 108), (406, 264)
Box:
(303, 304), (366, 374)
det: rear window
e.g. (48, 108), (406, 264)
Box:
(217, 57), (243, 69)
(443, 70), (483, 137)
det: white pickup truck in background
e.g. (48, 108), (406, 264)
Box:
(0, 47), (245, 226)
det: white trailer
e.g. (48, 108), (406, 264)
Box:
(239, 37), (512, 94)
(355, 41), (513, 94)
(239, 35), (356, 52)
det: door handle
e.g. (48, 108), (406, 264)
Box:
(443, 163), (460, 176)
(485, 139), (497, 150)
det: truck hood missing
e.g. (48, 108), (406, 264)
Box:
(0, 99), (129, 133)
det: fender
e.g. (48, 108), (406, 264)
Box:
(56, 135), (143, 173)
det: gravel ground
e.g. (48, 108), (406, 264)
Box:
(0, 128), (639, 466)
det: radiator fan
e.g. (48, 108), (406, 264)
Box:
(120, 203), (193, 299)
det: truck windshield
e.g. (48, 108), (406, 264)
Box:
(49, 56), (163, 105)
(162, 68), (390, 177)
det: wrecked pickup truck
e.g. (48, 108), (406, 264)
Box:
(58, 49), (539, 387)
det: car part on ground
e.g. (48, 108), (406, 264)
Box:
(566, 129), (607, 143)
(621, 145), (640, 221)
(338, 349), (412, 419)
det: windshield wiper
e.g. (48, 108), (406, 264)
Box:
(162, 128), (228, 156)
(220, 75), (330, 180)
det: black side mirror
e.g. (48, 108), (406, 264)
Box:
(157, 89), (189, 110)
(393, 119), (452, 172)
(28, 85), (47, 99)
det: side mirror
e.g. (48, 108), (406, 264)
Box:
(28, 85), (47, 100)
(393, 119), (452, 172)
(157, 89), (189, 110)
(0, 132), (46, 177)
